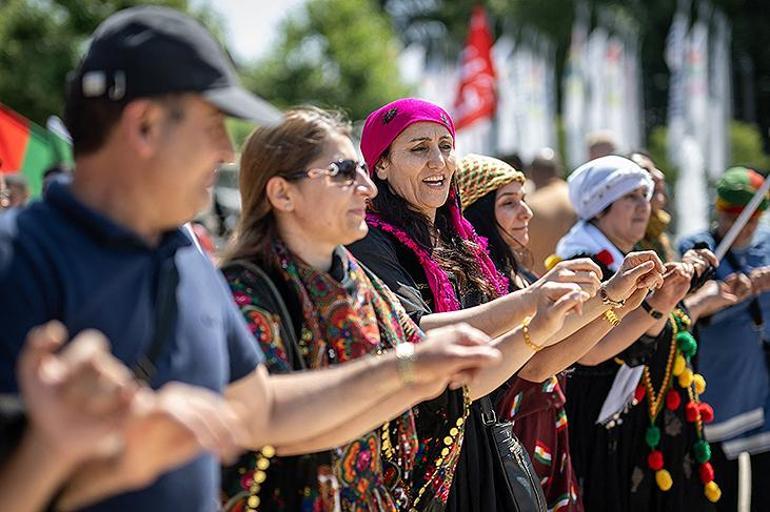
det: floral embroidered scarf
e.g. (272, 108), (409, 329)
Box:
(275, 240), (420, 510)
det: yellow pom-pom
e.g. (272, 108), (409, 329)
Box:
(705, 481), (722, 502)
(544, 254), (562, 271)
(655, 469), (673, 491)
(673, 355), (687, 377)
(678, 368), (694, 388)
(693, 374), (707, 394)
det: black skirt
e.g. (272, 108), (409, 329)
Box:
(565, 333), (716, 512)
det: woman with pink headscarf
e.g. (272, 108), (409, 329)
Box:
(349, 99), (663, 512)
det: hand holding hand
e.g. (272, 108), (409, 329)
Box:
(681, 248), (719, 278)
(413, 324), (501, 395)
(18, 322), (137, 467)
(534, 258), (602, 298)
(110, 382), (250, 488)
(528, 282), (591, 346)
(646, 262), (692, 312)
(749, 266), (770, 294)
(604, 250), (665, 302)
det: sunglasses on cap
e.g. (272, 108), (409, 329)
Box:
(286, 159), (368, 187)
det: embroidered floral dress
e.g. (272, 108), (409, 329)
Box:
(220, 244), (464, 511)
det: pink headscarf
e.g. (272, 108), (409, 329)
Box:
(361, 98), (507, 312)
(360, 98), (456, 170)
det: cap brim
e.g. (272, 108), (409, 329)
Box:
(204, 86), (282, 126)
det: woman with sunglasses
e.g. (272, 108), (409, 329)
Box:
(218, 107), (508, 511)
(348, 98), (664, 512)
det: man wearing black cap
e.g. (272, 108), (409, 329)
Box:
(0, 6), (501, 511)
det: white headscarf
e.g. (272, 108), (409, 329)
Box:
(568, 155), (653, 220)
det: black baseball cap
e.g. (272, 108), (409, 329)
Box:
(70, 6), (281, 125)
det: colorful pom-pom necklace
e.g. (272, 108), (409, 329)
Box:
(639, 308), (720, 502)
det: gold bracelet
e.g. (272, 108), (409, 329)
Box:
(522, 317), (544, 352)
(603, 308), (621, 327)
(395, 342), (416, 385)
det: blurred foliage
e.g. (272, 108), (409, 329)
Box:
(226, 118), (256, 152)
(647, 122), (770, 189)
(0, 0), (222, 124)
(729, 121), (770, 172)
(243, 0), (409, 121)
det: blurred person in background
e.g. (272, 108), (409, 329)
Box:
(586, 130), (618, 161)
(679, 167), (770, 512)
(630, 151), (675, 262)
(4, 174), (30, 208)
(526, 148), (577, 275)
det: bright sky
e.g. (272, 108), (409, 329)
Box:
(199, 0), (308, 62)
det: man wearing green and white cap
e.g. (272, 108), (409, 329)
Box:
(679, 167), (770, 511)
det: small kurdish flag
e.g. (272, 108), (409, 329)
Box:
(555, 409), (568, 432)
(542, 376), (557, 393)
(0, 104), (72, 196)
(534, 440), (552, 466)
(510, 392), (523, 418)
(550, 493), (572, 512)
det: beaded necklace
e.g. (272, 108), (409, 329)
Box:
(636, 308), (721, 503)
(408, 385), (472, 512)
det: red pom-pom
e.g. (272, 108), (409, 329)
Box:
(699, 462), (715, 484)
(666, 389), (682, 410)
(634, 384), (646, 403)
(596, 249), (615, 267)
(700, 403), (715, 423)
(647, 450), (665, 470)
(685, 402), (700, 422)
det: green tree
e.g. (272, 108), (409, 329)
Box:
(244, 0), (408, 121)
(0, 0), (222, 124)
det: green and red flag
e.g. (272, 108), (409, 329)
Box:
(0, 103), (73, 197)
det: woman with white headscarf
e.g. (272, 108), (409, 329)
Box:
(556, 156), (722, 511)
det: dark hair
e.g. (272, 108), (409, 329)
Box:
(498, 152), (524, 172)
(369, 163), (498, 299)
(223, 106), (351, 271)
(463, 190), (519, 279)
(64, 88), (185, 157)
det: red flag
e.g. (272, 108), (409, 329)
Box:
(453, 6), (497, 130)
(0, 104), (72, 195)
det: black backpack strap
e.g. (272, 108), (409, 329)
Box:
(222, 260), (306, 371)
(133, 257), (180, 384)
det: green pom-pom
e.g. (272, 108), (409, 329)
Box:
(676, 331), (698, 357)
(646, 425), (661, 448)
(694, 440), (712, 463)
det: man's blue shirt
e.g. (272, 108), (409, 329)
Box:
(0, 181), (264, 511)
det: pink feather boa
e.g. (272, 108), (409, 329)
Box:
(366, 190), (509, 313)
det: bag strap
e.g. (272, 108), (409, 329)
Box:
(478, 395), (499, 426)
(222, 260), (306, 371)
(132, 257), (180, 384)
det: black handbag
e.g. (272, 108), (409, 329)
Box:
(479, 395), (547, 512)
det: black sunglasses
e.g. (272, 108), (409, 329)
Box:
(286, 159), (368, 187)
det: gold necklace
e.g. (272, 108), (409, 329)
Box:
(409, 385), (471, 511)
